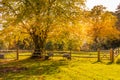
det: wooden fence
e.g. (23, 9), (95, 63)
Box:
(0, 48), (120, 62)
(97, 48), (120, 62)
(0, 50), (33, 60)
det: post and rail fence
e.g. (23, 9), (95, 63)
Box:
(97, 48), (120, 63)
(0, 48), (119, 62)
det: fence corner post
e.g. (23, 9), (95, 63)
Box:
(110, 48), (114, 63)
(97, 48), (101, 62)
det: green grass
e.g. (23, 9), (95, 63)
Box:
(0, 52), (120, 80)
(1, 52), (32, 60)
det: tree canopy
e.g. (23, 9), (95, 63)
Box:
(1, 0), (86, 58)
(0, 1), (120, 58)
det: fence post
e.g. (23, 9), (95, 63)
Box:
(16, 47), (19, 60)
(110, 48), (114, 63)
(97, 48), (101, 62)
(118, 48), (119, 53)
(70, 50), (72, 60)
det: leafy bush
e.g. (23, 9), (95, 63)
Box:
(115, 55), (120, 64)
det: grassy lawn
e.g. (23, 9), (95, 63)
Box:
(0, 52), (120, 80)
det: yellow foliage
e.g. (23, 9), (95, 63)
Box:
(85, 11), (120, 44)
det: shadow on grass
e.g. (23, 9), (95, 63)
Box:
(92, 59), (115, 65)
(92, 61), (103, 64)
(106, 62), (113, 65)
(116, 62), (120, 65)
(92, 61), (114, 65)
(0, 58), (68, 80)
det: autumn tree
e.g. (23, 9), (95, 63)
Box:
(86, 5), (119, 50)
(1, 0), (85, 58)
(106, 3), (120, 49)
(116, 3), (120, 30)
(47, 23), (84, 51)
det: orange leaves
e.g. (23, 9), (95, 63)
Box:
(85, 10), (120, 44)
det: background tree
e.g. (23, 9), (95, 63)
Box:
(106, 3), (120, 49)
(116, 3), (120, 30)
(46, 22), (84, 51)
(102, 3), (120, 49)
(85, 5), (120, 50)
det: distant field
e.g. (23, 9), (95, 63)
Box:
(0, 51), (120, 80)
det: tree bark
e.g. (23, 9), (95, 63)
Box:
(31, 34), (46, 58)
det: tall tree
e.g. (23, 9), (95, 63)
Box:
(86, 5), (119, 50)
(1, 0), (85, 58)
(116, 3), (120, 30)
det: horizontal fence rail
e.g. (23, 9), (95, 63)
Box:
(0, 48), (119, 62)
(0, 50), (33, 60)
(0, 50), (33, 53)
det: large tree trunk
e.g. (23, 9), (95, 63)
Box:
(31, 34), (46, 58)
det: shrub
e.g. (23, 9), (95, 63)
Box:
(115, 55), (120, 64)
